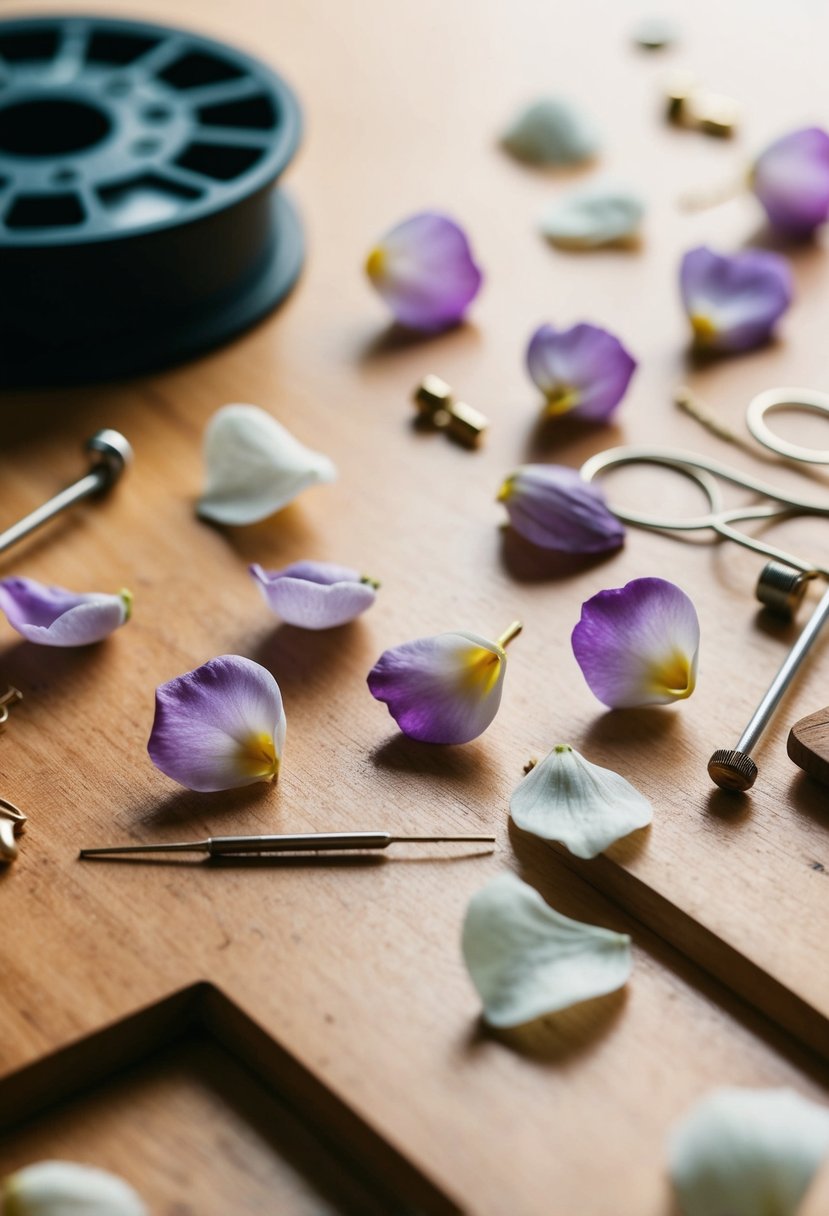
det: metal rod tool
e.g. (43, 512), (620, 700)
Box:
(0, 430), (132, 556)
(79, 830), (497, 860)
(708, 584), (829, 791)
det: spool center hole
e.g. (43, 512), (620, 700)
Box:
(0, 97), (111, 156)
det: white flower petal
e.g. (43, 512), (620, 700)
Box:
(669, 1088), (829, 1216)
(540, 183), (645, 248)
(461, 872), (632, 1027)
(501, 97), (600, 166)
(510, 744), (652, 859)
(3, 1161), (147, 1215)
(198, 403), (337, 525)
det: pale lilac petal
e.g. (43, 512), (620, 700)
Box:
(148, 655), (285, 792)
(368, 630), (507, 744)
(526, 323), (636, 422)
(498, 465), (624, 553)
(572, 577), (700, 708)
(679, 246), (793, 352)
(250, 560), (377, 629)
(752, 127), (829, 238)
(365, 212), (483, 331)
(0, 576), (130, 646)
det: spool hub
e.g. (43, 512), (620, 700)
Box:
(0, 15), (303, 386)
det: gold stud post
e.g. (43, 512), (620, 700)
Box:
(665, 72), (739, 137)
(413, 376), (488, 448)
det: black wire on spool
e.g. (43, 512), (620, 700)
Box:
(0, 15), (303, 387)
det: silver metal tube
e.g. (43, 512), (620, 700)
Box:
(709, 584), (829, 791)
(0, 470), (103, 554)
(738, 585), (829, 755)
(208, 831), (392, 854)
(0, 430), (132, 556)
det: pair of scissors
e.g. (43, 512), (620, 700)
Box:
(581, 386), (829, 581)
(579, 387), (829, 792)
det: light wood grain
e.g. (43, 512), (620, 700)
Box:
(0, 1035), (393, 1215)
(2, 0), (829, 1211)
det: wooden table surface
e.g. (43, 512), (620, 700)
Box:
(3, 0), (829, 1212)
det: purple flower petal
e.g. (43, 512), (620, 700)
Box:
(526, 322), (637, 423)
(498, 465), (625, 553)
(572, 577), (700, 708)
(679, 246), (793, 352)
(365, 212), (483, 331)
(0, 576), (131, 646)
(368, 628), (515, 743)
(250, 560), (377, 629)
(752, 127), (829, 238)
(148, 655), (286, 791)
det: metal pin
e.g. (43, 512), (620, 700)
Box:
(0, 429), (132, 556)
(79, 830), (497, 860)
(709, 583), (829, 791)
(413, 375), (488, 448)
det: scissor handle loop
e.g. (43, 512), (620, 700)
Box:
(579, 445), (829, 576)
(580, 447), (726, 531)
(747, 387), (829, 465)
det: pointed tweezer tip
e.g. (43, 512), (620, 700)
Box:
(79, 841), (207, 858)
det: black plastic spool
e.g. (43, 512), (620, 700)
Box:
(0, 15), (303, 387)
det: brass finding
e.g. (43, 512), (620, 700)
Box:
(413, 375), (488, 448)
(665, 72), (739, 138)
(0, 796), (26, 865)
(0, 686), (22, 726)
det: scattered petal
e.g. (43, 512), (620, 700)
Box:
(501, 97), (600, 166)
(669, 1087), (829, 1216)
(679, 245), (793, 353)
(198, 404), (337, 526)
(462, 872), (632, 1027)
(365, 212), (483, 331)
(632, 14), (680, 49)
(367, 622), (521, 744)
(510, 743), (652, 858)
(497, 464), (625, 553)
(250, 560), (377, 629)
(1, 1160), (147, 1215)
(148, 655), (285, 792)
(540, 182), (645, 249)
(572, 577), (700, 708)
(752, 127), (829, 238)
(526, 322), (637, 422)
(0, 577), (131, 647)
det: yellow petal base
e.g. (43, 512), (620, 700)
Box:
(235, 731), (279, 780)
(690, 314), (718, 346)
(648, 651), (695, 700)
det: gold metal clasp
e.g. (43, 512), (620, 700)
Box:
(413, 375), (489, 448)
(0, 686), (22, 727)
